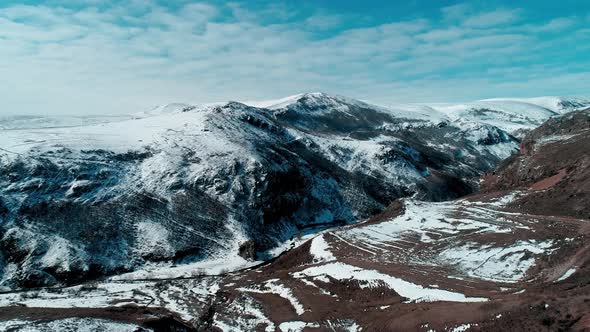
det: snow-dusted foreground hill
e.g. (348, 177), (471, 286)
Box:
(0, 93), (588, 292)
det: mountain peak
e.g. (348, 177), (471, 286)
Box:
(241, 92), (333, 110)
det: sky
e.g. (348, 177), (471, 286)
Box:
(0, 0), (589, 115)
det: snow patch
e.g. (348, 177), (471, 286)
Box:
(134, 221), (175, 259)
(238, 279), (306, 315)
(279, 321), (320, 332)
(439, 240), (555, 283)
(0, 318), (149, 332)
(309, 235), (336, 263)
(293, 262), (487, 303)
(449, 323), (476, 332)
(557, 267), (576, 281)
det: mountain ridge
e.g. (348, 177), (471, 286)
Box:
(0, 93), (588, 291)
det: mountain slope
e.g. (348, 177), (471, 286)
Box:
(482, 107), (590, 218)
(428, 96), (590, 137)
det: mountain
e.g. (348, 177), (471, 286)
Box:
(0, 93), (587, 291)
(0, 114), (130, 130)
(199, 107), (590, 331)
(482, 107), (590, 219)
(429, 96), (590, 137)
(0, 101), (588, 332)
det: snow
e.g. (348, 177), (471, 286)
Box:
(0, 318), (150, 332)
(114, 216), (259, 280)
(243, 93), (306, 109)
(4, 94), (581, 158)
(298, 277), (335, 297)
(430, 99), (559, 134)
(0, 113), (178, 155)
(536, 133), (580, 146)
(308, 134), (424, 185)
(213, 295), (276, 332)
(0, 277), (220, 323)
(0, 281), (152, 309)
(0, 107), (248, 162)
(248, 92), (365, 116)
(263, 231), (320, 259)
(449, 323), (476, 332)
(133, 220), (175, 259)
(238, 279), (306, 315)
(244, 94), (590, 124)
(212, 318), (238, 332)
(0, 115), (130, 130)
(309, 235), (336, 263)
(133, 102), (195, 117)
(427, 96), (590, 135)
(328, 320), (361, 331)
(439, 240), (555, 283)
(323, 195), (554, 286)
(279, 321), (320, 332)
(111, 253), (258, 280)
(335, 199), (514, 254)
(39, 235), (88, 273)
(557, 267), (577, 281)
(487, 191), (523, 207)
(480, 96), (590, 114)
(293, 262), (487, 303)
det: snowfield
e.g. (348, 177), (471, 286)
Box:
(0, 318), (149, 332)
(439, 240), (555, 283)
(309, 235), (336, 263)
(293, 262), (488, 303)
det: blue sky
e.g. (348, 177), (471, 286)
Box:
(0, 1), (589, 115)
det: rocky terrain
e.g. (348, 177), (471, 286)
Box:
(0, 94), (588, 331)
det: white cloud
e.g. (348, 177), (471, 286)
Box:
(441, 3), (471, 21)
(528, 17), (576, 32)
(462, 8), (522, 28)
(304, 14), (342, 30)
(0, 3), (587, 116)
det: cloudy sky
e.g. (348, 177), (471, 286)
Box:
(1, 0), (589, 115)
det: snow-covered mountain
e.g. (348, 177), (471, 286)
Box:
(248, 93), (590, 136)
(0, 115), (130, 130)
(0, 93), (588, 290)
(427, 96), (590, 137)
(1, 106), (588, 331)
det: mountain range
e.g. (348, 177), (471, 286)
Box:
(0, 93), (589, 331)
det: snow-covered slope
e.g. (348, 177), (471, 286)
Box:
(244, 94), (590, 137)
(245, 92), (443, 122)
(480, 96), (590, 114)
(0, 115), (129, 130)
(0, 93), (584, 290)
(428, 96), (590, 136)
